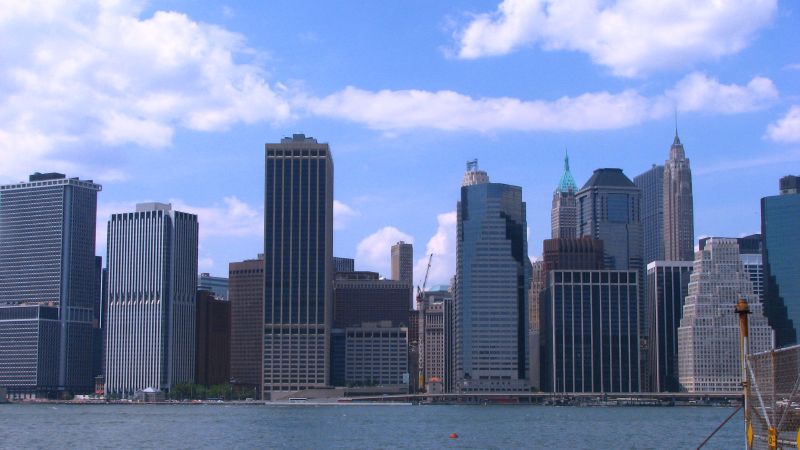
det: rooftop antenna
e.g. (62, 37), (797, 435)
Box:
(466, 159), (478, 171)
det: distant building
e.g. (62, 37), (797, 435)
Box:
(345, 322), (408, 388)
(542, 237), (604, 273)
(455, 162), (530, 393)
(663, 132), (694, 261)
(92, 256), (106, 380)
(195, 290), (231, 387)
(229, 255), (264, 397)
(263, 134), (333, 395)
(541, 270), (641, 393)
(333, 257), (355, 273)
(646, 261), (693, 392)
(418, 289), (453, 392)
(0, 172), (101, 396)
(105, 203), (199, 397)
(551, 152), (578, 238)
(634, 164), (665, 265)
(678, 238), (773, 392)
(331, 271), (412, 388)
(529, 261), (545, 391)
(700, 235), (764, 302)
(761, 175), (800, 347)
(198, 273), (229, 300)
(391, 241), (413, 285)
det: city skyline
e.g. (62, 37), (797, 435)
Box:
(0, 1), (798, 289)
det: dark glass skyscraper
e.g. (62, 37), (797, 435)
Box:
(229, 255), (264, 398)
(264, 134), (333, 396)
(634, 164), (665, 265)
(761, 175), (800, 347)
(455, 162), (530, 392)
(0, 172), (101, 396)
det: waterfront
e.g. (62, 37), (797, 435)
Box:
(0, 404), (742, 449)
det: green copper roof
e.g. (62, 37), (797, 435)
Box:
(557, 151), (577, 193)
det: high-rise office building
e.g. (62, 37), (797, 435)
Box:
(195, 290), (231, 387)
(761, 175), (800, 347)
(91, 256), (105, 380)
(104, 203), (198, 397)
(663, 132), (694, 261)
(646, 261), (692, 392)
(551, 152), (578, 239)
(634, 164), (665, 265)
(576, 168), (643, 273)
(455, 162), (530, 392)
(391, 241), (413, 284)
(529, 260), (545, 391)
(344, 321), (408, 388)
(229, 255), (264, 397)
(0, 172), (101, 396)
(332, 257), (355, 273)
(264, 134), (333, 395)
(678, 238), (773, 392)
(198, 273), (229, 300)
(541, 270), (641, 393)
(418, 289), (453, 392)
(701, 235), (764, 302)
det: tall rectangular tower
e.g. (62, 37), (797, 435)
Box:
(455, 162), (530, 393)
(229, 255), (265, 398)
(0, 172), (101, 396)
(634, 164), (665, 265)
(264, 134), (333, 395)
(663, 133), (694, 261)
(391, 241), (413, 284)
(104, 203), (198, 397)
(761, 175), (800, 347)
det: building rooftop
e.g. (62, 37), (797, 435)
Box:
(135, 202), (172, 212)
(580, 168), (635, 189)
(556, 151), (577, 193)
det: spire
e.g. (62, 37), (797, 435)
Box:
(556, 148), (577, 193)
(672, 108), (682, 147)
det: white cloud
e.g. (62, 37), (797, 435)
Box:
(0, 0), (290, 180)
(333, 200), (360, 230)
(765, 106), (800, 143)
(355, 226), (414, 274)
(452, 0), (777, 77)
(304, 73), (776, 133)
(413, 211), (457, 287)
(695, 149), (800, 176)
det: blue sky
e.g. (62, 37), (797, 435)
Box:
(1, 0), (798, 286)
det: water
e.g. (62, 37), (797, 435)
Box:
(0, 404), (743, 449)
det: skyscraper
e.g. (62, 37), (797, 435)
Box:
(104, 203), (199, 397)
(576, 168), (643, 273)
(418, 288), (453, 392)
(761, 175), (800, 347)
(195, 290), (231, 387)
(0, 172), (101, 396)
(634, 164), (665, 265)
(663, 132), (694, 261)
(263, 134), (333, 396)
(455, 162), (530, 392)
(646, 261), (692, 392)
(551, 152), (578, 238)
(229, 255), (264, 398)
(678, 238), (773, 392)
(332, 256), (355, 273)
(541, 269), (641, 393)
(391, 241), (413, 307)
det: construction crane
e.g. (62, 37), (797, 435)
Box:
(416, 253), (433, 304)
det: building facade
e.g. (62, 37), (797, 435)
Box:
(344, 322), (408, 387)
(0, 172), (101, 396)
(634, 164), (665, 266)
(264, 134), (333, 395)
(104, 203), (199, 397)
(761, 175), (800, 347)
(678, 238), (773, 392)
(541, 270), (641, 393)
(418, 289), (453, 392)
(195, 290), (231, 387)
(390, 241), (413, 285)
(551, 152), (578, 239)
(455, 163), (530, 392)
(646, 261), (692, 392)
(333, 257), (355, 273)
(229, 255), (264, 397)
(198, 273), (229, 300)
(663, 132), (694, 261)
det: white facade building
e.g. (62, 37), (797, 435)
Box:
(104, 203), (199, 397)
(677, 238), (773, 392)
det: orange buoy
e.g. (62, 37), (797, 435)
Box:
(449, 433), (459, 439)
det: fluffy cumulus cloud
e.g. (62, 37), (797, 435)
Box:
(0, 0), (290, 180)
(413, 211), (457, 287)
(452, 0), (777, 77)
(304, 72), (777, 134)
(765, 106), (800, 143)
(333, 200), (360, 230)
(355, 226), (414, 274)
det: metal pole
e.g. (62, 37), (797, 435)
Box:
(735, 299), (751, 449)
